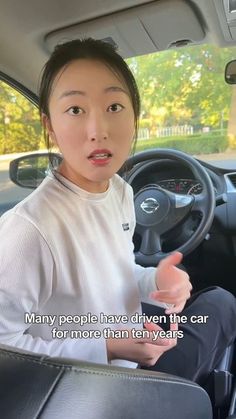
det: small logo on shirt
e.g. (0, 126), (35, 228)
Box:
(122, 223), (130, 231)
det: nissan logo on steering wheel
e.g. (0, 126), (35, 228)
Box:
(140, 198), (160, 214)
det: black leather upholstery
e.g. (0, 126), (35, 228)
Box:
(211, 344), (235, 411)
(215, 344), (235, 372)
(0, 344), (212, 419)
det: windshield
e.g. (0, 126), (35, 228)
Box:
(1, 42), (236, 209)
(127, 43), (236, 169)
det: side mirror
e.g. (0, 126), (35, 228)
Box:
(9, 152), (62, 189)
(225, 59), (236, 84)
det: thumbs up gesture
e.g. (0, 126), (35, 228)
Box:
(150, 252), (192, 314)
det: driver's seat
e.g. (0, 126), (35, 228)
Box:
(0, 344), (212, 419)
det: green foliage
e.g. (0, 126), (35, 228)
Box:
(0, 122), (42, 154)
(138, 118), (152, 129)
(0, 80), (42, 155)
(1, 43), (236, 155)
(135, 134), (228, 155)
(128, 44), (236, 130)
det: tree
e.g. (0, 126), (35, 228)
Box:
(0, 81), (43, 154)
(127, 44), (236, 132)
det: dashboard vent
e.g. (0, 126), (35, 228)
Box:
(228, 173), (236, 187)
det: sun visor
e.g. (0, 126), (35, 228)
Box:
(45, 0), (205, 57)
(222, 0), (236, 40)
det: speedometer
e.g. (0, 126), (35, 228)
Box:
(187, 182), (202, 195)
(157, 179), (203, 195)
(158, 180), (177, 192)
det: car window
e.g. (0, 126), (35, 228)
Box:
(1, 42), (236, 215)
(127, 43), (236, 167)
(0, 80), (43, 215)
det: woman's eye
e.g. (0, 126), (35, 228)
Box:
(67, 106), (83, 115)
(107, 103), (124, 113)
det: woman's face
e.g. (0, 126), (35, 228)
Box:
(45, 59), (135, 192)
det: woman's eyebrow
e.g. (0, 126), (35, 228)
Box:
(59, 86), (128, 99)
(104, 86), (128, 95)
(59, 90), (85, 99)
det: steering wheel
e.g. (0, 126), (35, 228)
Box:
(123, 148), (215, 266)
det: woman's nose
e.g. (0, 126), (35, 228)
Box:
(87, 112), (108, 142)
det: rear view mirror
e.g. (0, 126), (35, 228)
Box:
(9, 152), (62, 189)
(225, 59), (236, 84)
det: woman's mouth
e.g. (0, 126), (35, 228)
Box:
(88, 149), (112, 165)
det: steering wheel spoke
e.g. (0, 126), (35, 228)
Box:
(191, 193), (206, 213)
(139, 229), (162, 255)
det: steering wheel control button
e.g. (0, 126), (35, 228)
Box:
(140, 197), (160, 214)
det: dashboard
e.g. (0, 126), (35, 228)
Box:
(127, 157), (236, 236)
(128, 159), (224, 197)
(155, 178), (202, 195)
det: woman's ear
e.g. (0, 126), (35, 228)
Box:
(41, 113), (57, 145)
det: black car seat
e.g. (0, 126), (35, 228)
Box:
(210, 343), (236, 419)
(0, 344), (212, 419)
(140, 301), (235, 419)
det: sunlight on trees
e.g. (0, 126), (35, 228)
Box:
(0, 82), (43, 155)
(1, 44), (236, 155)
(127, 43), (236, 147)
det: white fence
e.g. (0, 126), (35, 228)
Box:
(157, 125), (193, 137)
(137, 128), (150, 140)
(138, 125), (193, 140)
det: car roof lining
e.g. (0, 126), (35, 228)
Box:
(45, 0), (205, 57)
(0, 0), (235, 94)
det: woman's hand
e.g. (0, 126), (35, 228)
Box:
(150, 252), (192, 314)
(106, 321), (178, 367)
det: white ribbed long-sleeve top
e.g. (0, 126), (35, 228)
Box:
(0, 173), (159, 367)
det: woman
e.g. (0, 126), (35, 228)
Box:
(0, 38), (235, 384)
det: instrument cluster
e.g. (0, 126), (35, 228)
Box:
(156, 179), (203, 195)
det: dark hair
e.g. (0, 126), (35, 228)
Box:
(39, 38), (141, 154)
